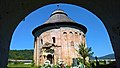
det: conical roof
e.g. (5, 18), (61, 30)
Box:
(32, 9), (87, 37)
(44, 9), (75, 24)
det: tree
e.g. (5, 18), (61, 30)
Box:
(9, 49), (33, 60)
(78, 43), (94, 66)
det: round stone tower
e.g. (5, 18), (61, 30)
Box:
(32, 9), (87, 66)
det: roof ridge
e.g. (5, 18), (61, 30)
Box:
(44, 9), (75, 24)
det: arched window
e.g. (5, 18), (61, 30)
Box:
(41, 39), (43, 44)
(52, 37), (55, 43)
(63, 32), (67, 34)
(79, 33), (81, 35)
(70, 32), (73, 34)
(75, 32), (78, 34)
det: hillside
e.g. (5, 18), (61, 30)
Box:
(90, 53), (115, 60)
(99, 53), (115, 59)
(9, 49), (33, 60)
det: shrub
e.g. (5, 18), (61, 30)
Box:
(66, 65), (71, 68)
(52, 64), (60, 68)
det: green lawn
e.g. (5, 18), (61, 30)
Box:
(7, 63), (32, 68)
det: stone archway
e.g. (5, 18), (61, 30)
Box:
(0, 0), (120, 68)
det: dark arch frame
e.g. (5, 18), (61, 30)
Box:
(0, 1), (120, 68)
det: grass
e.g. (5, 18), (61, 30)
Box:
(7, 63), (32, 68)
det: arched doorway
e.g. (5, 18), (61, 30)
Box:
(47, 54), (53, 64)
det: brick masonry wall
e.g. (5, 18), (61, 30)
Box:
(34, 27), (86, 65)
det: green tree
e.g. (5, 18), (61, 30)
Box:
(78, 43), (94, 66)
(9, 49), (33, 60)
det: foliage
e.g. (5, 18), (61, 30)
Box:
(66, 65), (71, 68)
(31, 60), (35, 67)
(52, 64), (60, 68)
(78, 43), (94, 67)
(78, 58), (92, 68)
(9, 49), (33, 60)
(85, 62), (92, 68)
(42, 64), (51, 68)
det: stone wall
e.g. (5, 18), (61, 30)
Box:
(34, 27), (86, 66)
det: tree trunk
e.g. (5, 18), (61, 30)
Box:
(83, 57), (86, 66)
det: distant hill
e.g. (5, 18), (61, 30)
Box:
(90, 53), (115, 60)
(9, 49), (33, 60)
(89, 56), (95, 60)
(99, 53), (115, 59)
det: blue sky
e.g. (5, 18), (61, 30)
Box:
(10, 4), (114, 57)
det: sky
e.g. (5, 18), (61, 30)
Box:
(10, 4), (114, 57)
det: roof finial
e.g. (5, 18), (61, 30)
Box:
(57, 4), (60, 9)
